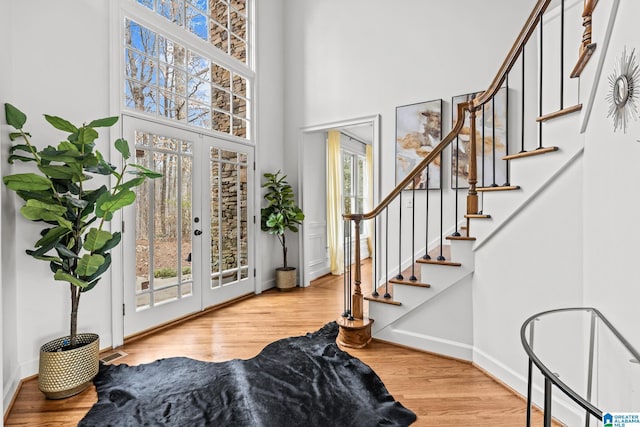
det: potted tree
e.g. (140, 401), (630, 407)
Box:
(260, 171), (305, 290)
(2, 103), (160, 399)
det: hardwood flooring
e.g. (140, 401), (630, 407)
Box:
(5, 260), (555, 426)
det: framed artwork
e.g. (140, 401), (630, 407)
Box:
(395, 99), (442, 190)
(451, 87), (508, 189)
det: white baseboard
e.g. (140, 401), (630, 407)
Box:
(3, 367), (21, 419)
(473, 347), (584, 426)
(376, 327), (473, 361)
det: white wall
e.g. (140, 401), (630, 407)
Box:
(583, 0), (640, 409)
(256, 0), (286, 290)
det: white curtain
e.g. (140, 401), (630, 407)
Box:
(327, 130), (344, 275)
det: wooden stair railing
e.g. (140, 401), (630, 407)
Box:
(337, 0), (571, 348)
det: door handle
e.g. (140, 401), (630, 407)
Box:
(194, 230), (202, 236)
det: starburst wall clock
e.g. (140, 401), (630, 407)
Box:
(606, 47), (640, 133)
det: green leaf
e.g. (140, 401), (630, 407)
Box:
(20, 199), (67, 221)
(85, 253), (111, 282)
(44, 115), (78, 133)
(35, 226), (71, 248)
(97, 190), (136, 217)
(38, 165), (75, 179)
(39, 146), (83, 163)
(129, 163), (163, 179)
(9, 132), (30, 141)
(10, 144), (33, 154)
(63, 195), (88, 209)
(5, 103), (27, 129)
(77, 127), (99, 145)
(54, 270), (88, 289)
(96, 232), (121, 254)
(115, 138), (131, 160)
(55, 243), (79, 259)
(87, 116), (118, 128)
(83, 228), (112, 252)
(3, 173), (52, 191)
(8, 154), (36, 164)
(116, 177), (145, 191)
(81, 278), (101, 293)
(76, 254), (106, 278)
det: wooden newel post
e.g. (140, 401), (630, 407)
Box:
(352, 219), (363, 319)
(466, 106), (479, 215)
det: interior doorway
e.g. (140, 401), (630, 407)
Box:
(298, 115), (380, 287)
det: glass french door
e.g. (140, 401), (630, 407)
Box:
(123, 116), (254, 336)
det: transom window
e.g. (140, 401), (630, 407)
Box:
(124, 18), (250, 138)
(135, 0), (249, 64)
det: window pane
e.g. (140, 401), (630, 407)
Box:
(158, 64), (186, 95)
(187, 51), (211, 81)
(213, 110), (231, 134)
(344, 197), (352, 215)
(157, 0), (184, 26)
(188, 77), (211, 104)
(125, 79), (157, 113)
(221, 162), (238, 276)
(343, 154), (352, 196)
(212, 64), (231, 89)
(221, 149), (237, 162)
(230, 10), (246, 39)
(210, 158), (220, 287)
(154, 286), (179, 305)
(158, 36), (186, 68)
(181, 282), (193, 297)
(126, 19), (157, 56)
(233, 117), (247, 138)
(357, 157), (364, 198)
(232, 74), (247, 97)
(125, 50), (157, 86)
(210, 21), (229, 53)
(232, 95), (246, 118)
(153, 151), (179, 284)
(212, 0), (229, 29)
(159, 91), (187, 120)
(230, 36), (246, 63)
(188, 102), (211, 128)
(187, 6), (208, 41)
(213, 88), (230, 111)
(135, 148), (152, 301)
(189, 0), (207, 13)
(137, 0), (154, 10)
(230, 0), (246, 13)
(181, 154), (192, 284)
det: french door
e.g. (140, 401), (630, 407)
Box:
(123, 116), (254, 336)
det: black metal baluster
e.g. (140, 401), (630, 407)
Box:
(410, 185), (417, 281)
(521, 46), (526, 153)
(372, 217), (379, 297)
(423, 168), (431, 260)
(342, 219), (349, 318)
(491, 96), (497, 187)
(539, 13), (544, 150)
(347, 219), (353, 320)
(396, 193), (403, 280)
(504, 74), (511, 186)
(438, 179), (445, 261)
(384, 207), (391, 298)
(481, 103), (485, 188)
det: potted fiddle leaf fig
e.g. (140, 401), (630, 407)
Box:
(2, 103), (161, 399)
(261, 171), (305, 290)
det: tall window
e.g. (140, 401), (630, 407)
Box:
(135, 0), (249, 64)
(123, 0), (252, 140)
(342, 151), (365, 216)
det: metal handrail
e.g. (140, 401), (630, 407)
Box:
(520, 307), (640, 426)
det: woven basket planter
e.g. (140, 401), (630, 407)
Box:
(276, 267), (297, 291)
(38, 333), (100, 399)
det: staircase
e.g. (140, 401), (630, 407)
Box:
(338, 0), (596, 360)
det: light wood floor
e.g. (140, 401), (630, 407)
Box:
(5, 260), (554, 426)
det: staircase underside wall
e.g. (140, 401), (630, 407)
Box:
(472, 153), (584, 424)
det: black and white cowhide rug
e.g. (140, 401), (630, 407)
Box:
(79, 322), (416, 426)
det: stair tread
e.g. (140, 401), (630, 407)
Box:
(503, 146), (558, 160)
(465, 214), (491, 219)
(477, 185), (520, 192)
(446, 235), (476, 241)
(365, 293), (401, 306)
(416, 258), (462, 267)
(336, 316), (374, 329)
(536, 104), (582, 122)
(389, 277), (431, 288)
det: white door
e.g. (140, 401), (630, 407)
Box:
(122, 116), (254, 336)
